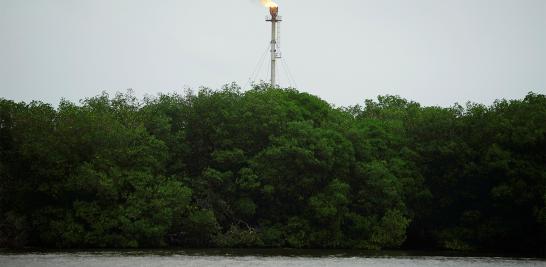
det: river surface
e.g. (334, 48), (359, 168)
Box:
(1, 250), (544, 267)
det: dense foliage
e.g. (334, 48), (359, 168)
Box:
(1, 84), (545, 254)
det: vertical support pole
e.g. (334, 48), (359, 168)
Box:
(270, 18), (277, 87)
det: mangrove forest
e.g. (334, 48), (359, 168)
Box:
(0, 84), (544, 255)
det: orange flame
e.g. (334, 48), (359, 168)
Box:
(261, 0), (278, 8)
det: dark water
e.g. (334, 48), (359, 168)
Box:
(1, 249), (544, 267)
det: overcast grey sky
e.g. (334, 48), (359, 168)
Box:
(1, 0), (545, 107)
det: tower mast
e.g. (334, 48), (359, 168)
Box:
(267, 7), (281, 87)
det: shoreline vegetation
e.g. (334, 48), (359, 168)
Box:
(0, 84), (544, 256)
(0, 248), (544, 259)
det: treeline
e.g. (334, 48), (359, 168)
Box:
(0, 84), (544, 254)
